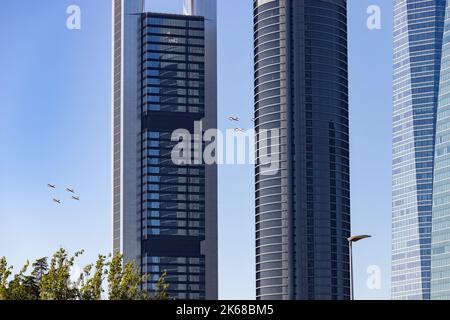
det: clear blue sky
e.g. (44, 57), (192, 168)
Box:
(0, 0), (393, 300)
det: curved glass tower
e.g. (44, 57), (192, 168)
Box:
(392, 0), (446, 300)
(254, 0), (350, 300)
(431, 2), (450, 301)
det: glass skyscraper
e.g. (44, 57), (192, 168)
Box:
(254, 0), (350, 300)
(431, 2), (450, 300)
(112, 0), (218, 300)
(392, 0), (446, 300)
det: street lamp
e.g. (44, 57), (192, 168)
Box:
(348, 234), (371, 300)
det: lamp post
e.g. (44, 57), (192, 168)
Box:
(348, 234), (371, 300)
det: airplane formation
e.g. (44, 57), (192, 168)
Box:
(48, 116), (252, 205)
(228, 115), (255, 132)
(47, 184), (80, 205)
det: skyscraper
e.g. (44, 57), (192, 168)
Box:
(392, 0), (446, 300)
(431, 1), (450, 301)
(112, 0), (218, 300)
(254, 0), (351, 300)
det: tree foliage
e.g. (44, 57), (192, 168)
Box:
(40, 249), (82, 300)
(108, 253), (148, 300)
(154, 271), (170, 300)
(0, 257), (12, 299)
(0, 249), (169, 301)
(78, 254), (106, 300)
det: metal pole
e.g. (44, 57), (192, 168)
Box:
(349, 240), (354, 300)
(347, 235), (371, 300)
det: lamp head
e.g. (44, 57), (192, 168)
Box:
(348, 235), (372, 243)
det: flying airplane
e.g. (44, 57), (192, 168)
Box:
(48, 184), (56, 189)
(234, 128), (245, 133)
(228, 116), (240, 122)
(66, 188), (75, 194)
(72, 196), (80, 201)
(53, 199), (61, 204)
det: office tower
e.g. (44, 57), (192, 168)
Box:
(432, 2), (450, 301)
(254, 0), (351, 300)
(392, 0), (446, 300)
(112, 0), (218, 300)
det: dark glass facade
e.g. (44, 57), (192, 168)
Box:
(254, 0), (350, 300)
(141, 13), (207, 300)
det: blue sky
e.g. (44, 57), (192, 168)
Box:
(0, 0), (393, 299)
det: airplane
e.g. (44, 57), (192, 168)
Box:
(234, 128), (245, 133)
(228, 116), (240, 122)
(72, 196), (80, 201)
(48, 184), (56, 189)
(66, 188), (75, 194)
(53, 199), (61, 204)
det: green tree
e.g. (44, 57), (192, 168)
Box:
(79, 255), (106, 300)
(24, 257), (49, 299)
(0, 250), (170, 301)
(153, 270), (170, 300)
(31, 257), (48, 284)
(107, 253), (147, 300)
(7, 261), (31, 300)
(0, 257), (12, 299)
(39, 248), (82, 300)
(107, 253), (122, 300)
